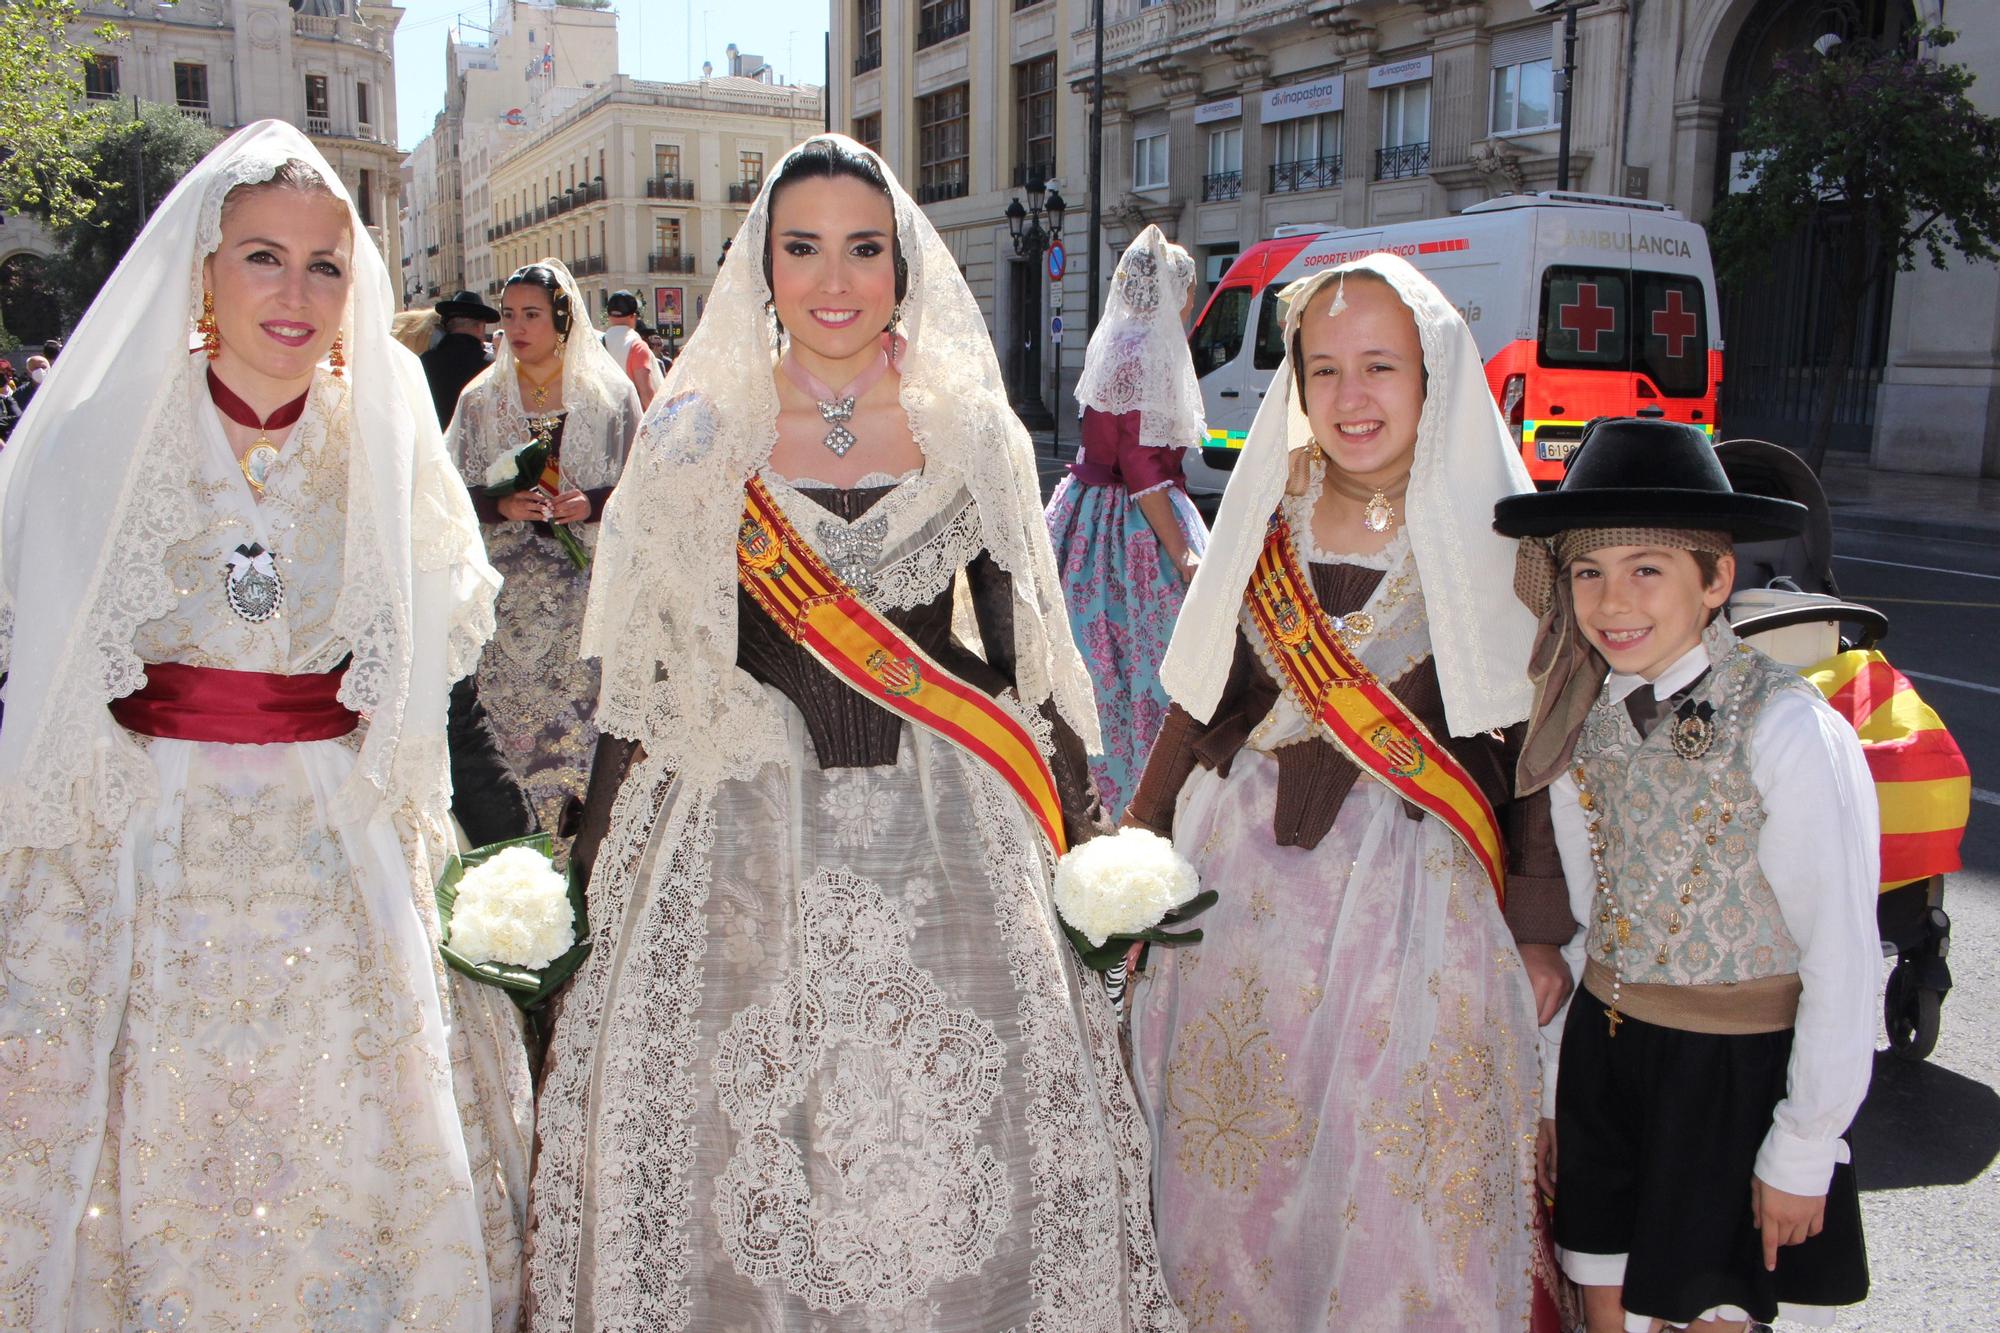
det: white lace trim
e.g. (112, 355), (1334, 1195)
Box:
(1074, 225), (1206, 452)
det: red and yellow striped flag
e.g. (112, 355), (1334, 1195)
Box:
(1806, 649), (1970, 892)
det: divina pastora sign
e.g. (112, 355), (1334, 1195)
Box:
(1261, 77), (1344, 124)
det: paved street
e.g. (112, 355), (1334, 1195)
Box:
(1820, 524), (2000, 1332)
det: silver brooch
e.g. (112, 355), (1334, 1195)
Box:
(224, 542), (284, 623)
(818, 396), (858, 457)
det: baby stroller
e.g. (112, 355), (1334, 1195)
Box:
(1715, 439), (1969, 1062)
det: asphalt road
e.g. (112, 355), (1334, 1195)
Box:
(1817, 527), (2000, 1332)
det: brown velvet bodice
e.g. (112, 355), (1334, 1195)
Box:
(1126, 559), (1575, 946)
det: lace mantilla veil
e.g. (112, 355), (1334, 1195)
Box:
(1160, 251), (1538, 737)
(0, 120), (498, 849)
(1073, 223), (1206, 451)
(582, 134), (1101, 782)
(452, 257), (632, 491)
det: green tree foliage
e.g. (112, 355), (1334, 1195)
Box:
(45, 100), (222, 318)
(0, 0), (122, 229)
(1711, 26), (2000, 470)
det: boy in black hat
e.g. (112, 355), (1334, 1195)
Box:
(1494, 417), (1878, 1333)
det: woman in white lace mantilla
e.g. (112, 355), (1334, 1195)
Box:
(0, 123), (531, 1330)
(445, 261), (640, 851)
(526, 135), (1182, 1331)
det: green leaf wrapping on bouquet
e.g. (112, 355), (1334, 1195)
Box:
(481, 436), (552, 498)
(435, 832), (592, 1010)
(1062, 888), (1218, 973)
(549, 521), (592, 570)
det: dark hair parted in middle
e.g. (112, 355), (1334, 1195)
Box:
(505, 264), (574, 340)
(761, 138), (910, 309)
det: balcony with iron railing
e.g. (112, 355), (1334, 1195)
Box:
(649, 251), (697, 274)
(1270, 155), (1340, 194)
(853, 34), (881, 75)
(574, 255), (608, 277)
(916, 2), (969, 49)
(1202, 168), (1242, 201)
(728, 180), (762, 204)
(1374, 141), (1430, 180)
(916, 176), (969, 204)
(647, 175), (696, 200)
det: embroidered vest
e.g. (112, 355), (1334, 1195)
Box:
(1576, 627), (1805, 987)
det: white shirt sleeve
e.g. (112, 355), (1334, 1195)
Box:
(1750, 687), (1881, 1196)
(1538, 770), (1595, 1119)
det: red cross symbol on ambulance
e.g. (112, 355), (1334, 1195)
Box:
(1650, 289), (1699, 358)
(1557, 282), (1617, 353)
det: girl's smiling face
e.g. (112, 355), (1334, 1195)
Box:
(767, 173), (898, 380)
(1295, 275), (1426, 492)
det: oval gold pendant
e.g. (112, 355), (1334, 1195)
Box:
(1362, 491), (1394, 533)
(240, 441), (280, 493)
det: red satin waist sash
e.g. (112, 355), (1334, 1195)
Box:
(110, 662), (358, 744)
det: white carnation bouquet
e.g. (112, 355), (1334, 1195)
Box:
(1052, 826), (1215, 973)
(437, 834), (591, 1023)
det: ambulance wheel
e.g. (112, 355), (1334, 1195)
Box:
(1885, 961), (1941, 1063)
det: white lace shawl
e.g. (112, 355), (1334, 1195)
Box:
(1073, 224), (1206, 451)
(0, 120), (497, 850)
(581, 134), (1100, 785)
(1160, 251), (1538, 738)
(451, 258), (638, 492)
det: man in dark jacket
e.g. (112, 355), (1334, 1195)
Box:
(420, 290), (499, 430)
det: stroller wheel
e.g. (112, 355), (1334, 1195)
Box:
(1885, 960), (1942, 1062)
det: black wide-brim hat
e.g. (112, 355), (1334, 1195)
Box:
(1493, 417), (1807, 541)
(435, 290), (500, 323)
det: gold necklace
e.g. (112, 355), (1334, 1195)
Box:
(516, 361), (563, 411)
(1310, 441), (1410, 534)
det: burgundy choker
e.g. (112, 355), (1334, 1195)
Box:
(207, 367), (309, 493)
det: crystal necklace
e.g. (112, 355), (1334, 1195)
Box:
(780, 346), (891, 457)
(207, 366), (309, 495)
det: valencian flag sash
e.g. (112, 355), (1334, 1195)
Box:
(1806, 649), (1970, 891)
(1245, 512), (1507, 904)
(736, 476), (1067, 858)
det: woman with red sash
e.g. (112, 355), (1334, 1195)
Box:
(0, 123), (530, 1328)
(1044, 224), (1209, 817)
(525, 136), (1180, 1330)
(1125, 254), (1578, 1329)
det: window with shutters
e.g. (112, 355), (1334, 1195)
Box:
(917, 84), (969, 201)
(1014, 55), (1056, 185)
(854, 113), (882, 157)
(1490, 26), (1555, 134)
(85, 53), (119, 100)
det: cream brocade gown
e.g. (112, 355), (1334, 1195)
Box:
(525, 469), (1182, 1332)
(0, 370), (530, 1331)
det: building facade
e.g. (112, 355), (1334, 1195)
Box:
(831, 0), (1998, 474)
(67, 0), (407, 274)
(482, 72), (825, 336)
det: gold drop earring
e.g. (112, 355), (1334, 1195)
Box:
(198, 290), (222, 360)
(328, 332), (345, 379)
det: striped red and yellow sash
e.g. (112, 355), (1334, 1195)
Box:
(1245, 512), (1507, 904)
(736, 476), (1067, 857)
(1807, 649), (1969, 891)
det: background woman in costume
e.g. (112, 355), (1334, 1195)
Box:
(0, 121), (529, 1329)
(1125, 254), (1577, 1330)
(526, 136), (1181, 1331)
(445, 259), (640, 851)
(1043, 224), (1209, 817)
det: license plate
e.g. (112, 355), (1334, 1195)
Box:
(1538, 439), (1580, 461)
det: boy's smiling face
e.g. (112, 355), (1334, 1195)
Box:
(1568, 544), (1735, 681)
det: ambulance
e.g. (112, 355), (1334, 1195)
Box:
(1184, 192), (1722, 492)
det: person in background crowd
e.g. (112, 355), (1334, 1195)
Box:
(1044, 224), (1209, 817)
(444, 260), (639, 854)
(423, 289), (500, 429)
(601, 289), (662, 410)
(0, 119), (529, 1330)
(1127, 254), (1575, 1330)
(12, 354), (47, 416)
(0, 364), (19, 441)
(392, 306), (441, 355)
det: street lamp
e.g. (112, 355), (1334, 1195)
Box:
(1005, 176), (1068, 451)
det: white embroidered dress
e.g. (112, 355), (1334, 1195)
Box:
(0, 125), (529, 1332)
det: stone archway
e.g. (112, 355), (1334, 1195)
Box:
(0, 251), (61, 348)
(1687, 0), (1916, 452)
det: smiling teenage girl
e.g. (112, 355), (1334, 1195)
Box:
(525, 136), (1180, 1331)
(1127, 254), (1576, 1330)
